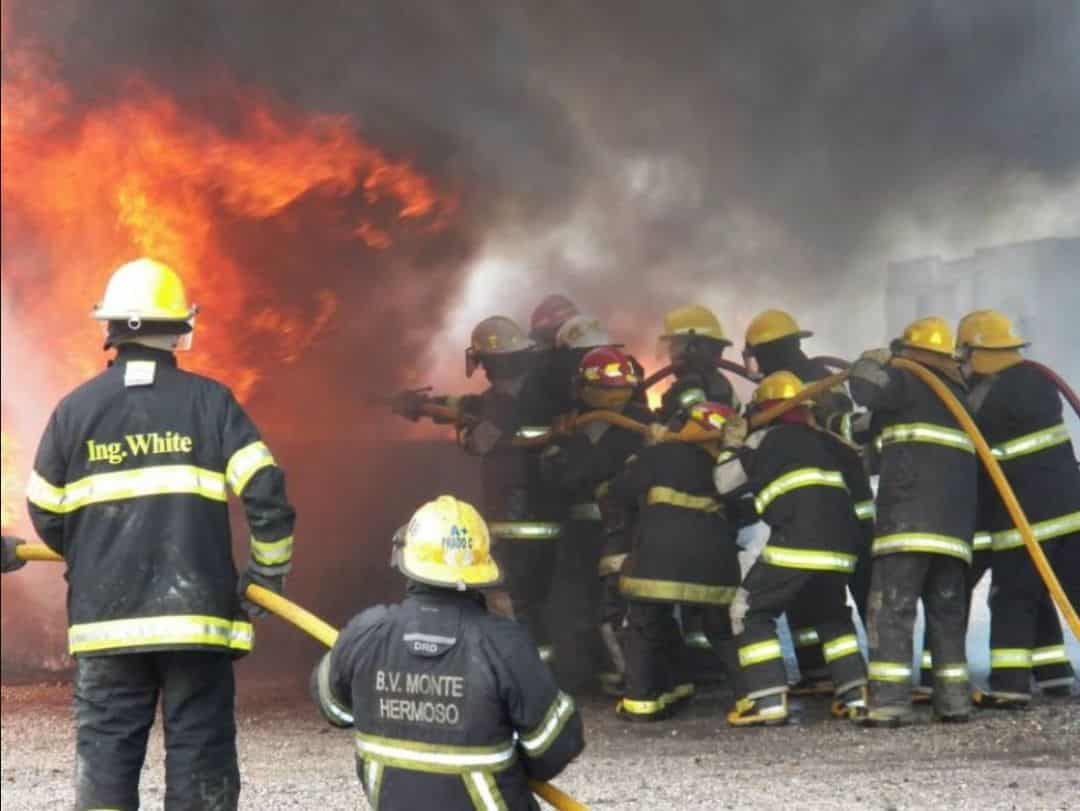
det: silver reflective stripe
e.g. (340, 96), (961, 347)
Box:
(519, 691), (575, 756)
(464, 771), (506, 811)
(402, 632), (457, 646)
(317, 654), (354, 726)
(991, 423), (1070, 461)
(991, 511), (1080, 551)
(250, 534), (293, 567)
(738, 639), (783, 667)
(569, 502), (602, 521)
(990, 648), (1032, 669)
(354, 734), (516, 774)
(754, 467), (847, 513)
(972, 531), (992, 552)
(515, 426), (551, 440)
(792, 628), (819, 648)
(934, 665), (969, 682)
(226, 441), (276, 495)
(364, 761), (383, 809)
(921, 650), (933, 669)
(760, 545), (857, 573)
(487, 522), (563, 540)
(823, 634), (860, 663)
(28, 465), (227, 514)
(877, 422), (974, 453)
(871, 533), (972, 563)
(68, 614), (253, 654)
(1031, 645), (1070, 667)
(868, 661), (912, 682)
(854, 500), (876, 521)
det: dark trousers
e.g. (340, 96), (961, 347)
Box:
(733, 562), (865, 699)
(989, 539), (1073, 693)
(624, 600), (732, 701)
(496, 538), (559, 654)
(917, 549), (989, 689)
(74, 651), (239, 811)
(866, 553), (969, 716)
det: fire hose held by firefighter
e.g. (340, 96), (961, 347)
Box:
(10, 259), (298, 811)
(10, 500), (591, 811)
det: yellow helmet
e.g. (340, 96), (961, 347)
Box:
(956, 310), (1028, 351)
(93, 258), (197, 323)
(752, 370), (806, 404)
(394, 496), (502, 590)
(899, 316), (955, 356)
(660, 305), (728, 343)
(745, 309), (812, 349)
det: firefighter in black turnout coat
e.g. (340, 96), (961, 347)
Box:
(609, 401), (742, 721)
(20, 259), (296, 810)
(311, 495), (584, 811)
(715, 372), (868, 726)
(848, 317), (977, 726)
(958, 310), (1080, 706)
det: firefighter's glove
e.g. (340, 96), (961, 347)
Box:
(238, 568), (286, 619)
(1, 536), (28, 573)
(645, 423), (669, 446)
(858, 347), (892, 368)
(722, 415), (749, 447)
(390, 390), (428, 421)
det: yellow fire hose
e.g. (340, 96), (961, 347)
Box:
(11, 544), (589, 811)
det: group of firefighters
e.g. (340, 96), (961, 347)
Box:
(0, 258), (1077, 810)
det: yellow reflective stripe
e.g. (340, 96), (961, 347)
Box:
(839, 413), (854, 442)
(1032, 645), (1070, 667)
(991, 511), (1080, 551)
(463, 770), (507, 811)
(823, 634), (860, 663)
(761, 545), (857, 573)
(792, 628), (820, 648)
(992, 423), (1070, 461)
(26, 470), (67, 512)
(872, 533), (972, 563)
(921, 650), (933, 669)
(569, 502), (602, 521)
(519, 691), (575, 756)
(934, 664), (969, 683)
(226, 441), (275, 495)
(754, 467), (847, 513)
(250, 535), (294, 567)
(354, 733), (516, 775)
(30, 465), (227, 515)
(68, 614), (253, 654)
(877, 422), (974, 453)
(990, 648), (1032, 669)
(619, 697), (665, 716)
(678, 387), (707, 408)
(619, 576), (736, 605)
(868, 661), (912, 682)
(487, 522), (562, 540)
(972, 531), (992, 552)
(738, 639), (783, 667)
(316, 653), (354, 726)
(597, 553), (628, 576)
(647, 486), (720, 512)
(515, 426), (551, 440)
(854, 500), (876, 521)
(364, 761), (383, 810)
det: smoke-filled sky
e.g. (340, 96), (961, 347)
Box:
(8, 0), (1080, 372)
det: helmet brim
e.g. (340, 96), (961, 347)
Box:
(396, 551), (503, 591)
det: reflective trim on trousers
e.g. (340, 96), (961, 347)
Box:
(934, 664), (969, 683)
(875, 422), (974, 453)
(354, 733), (517, 775)
(620, 576), (736, 605)
(990, 648), (1033, 669)
(754, 467), (847, 514)
(619, 697), (665, 716)
(854, 500), (876, 522)
(1032, 645), (1070, 667)
(991, 422), (1071, 462)
(972, 531), (992, 552)
(28, 465), (226, 515)
(646, 486), (720, 512)
(519, 691), (575, 757)
(488, 522), (563, 540)
(991, 511), (1080, 552)
(569, 502), (602, 521)
(226, 441), (276, 495)
(683, 631), (712, 650)
(868, 661), (913, 683)
(871, 533), (972, 563)
(921, 651), (933, 670)
(822, 634), (860, 663)
(738, 638), (784, 667)
(760, 545), (857, 573)
(792, 628), (820, 649)
(68, 614), (253, 654)
(515, 426), (551, 440)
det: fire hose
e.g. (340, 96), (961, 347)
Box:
(640, 358), (755, 390)
(12, 544), (589, 811)
(1025, 360), (1080, 422)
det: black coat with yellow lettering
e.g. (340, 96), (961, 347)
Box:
(849, 361), (977, 563)
(27, 345), (295, 657)
(312, 587), (584, 811)
(609, 440), (739, 605)
(968, 362), (1080, 545)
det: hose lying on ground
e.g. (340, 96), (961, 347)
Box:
(12, 544), (589, 811)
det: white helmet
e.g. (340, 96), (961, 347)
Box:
(555, 315), (611, 350)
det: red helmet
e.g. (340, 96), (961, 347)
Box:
(579, 347), (639, 388)
(530, 294), (579, 342)
(689, 401), (737, 432)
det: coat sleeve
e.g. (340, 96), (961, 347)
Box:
(848, 360), (911, 414)
(26, 408), (69, 555)
(310, 605), (390, 728)
(608, 447), (656, 506)
(221, 390), (297, 576)
(488, 622), (584, 781)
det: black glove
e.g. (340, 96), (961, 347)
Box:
(1, 536), (28, 573)
(238, 568), (285, 619)
(390, 389), (429, 421)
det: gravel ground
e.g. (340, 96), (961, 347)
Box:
(3, 681), (1078, 810)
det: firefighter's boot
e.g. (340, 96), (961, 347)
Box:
(727, 692), (789, 727)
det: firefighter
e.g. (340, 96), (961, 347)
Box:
(311, 495), (584, 810)
(608, 401), (742, 721)
(539, 346), (651, 692)
(743, 309), (862, 695)
(848, 316), (977, 727)
(957, 310), (1079, 706)
(20, 258), (296, 810)
(529, 293), (580, 349)
(715, 372), (868, 726)
(656, 305), (741, 421)
(529, 295), (586, 416)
